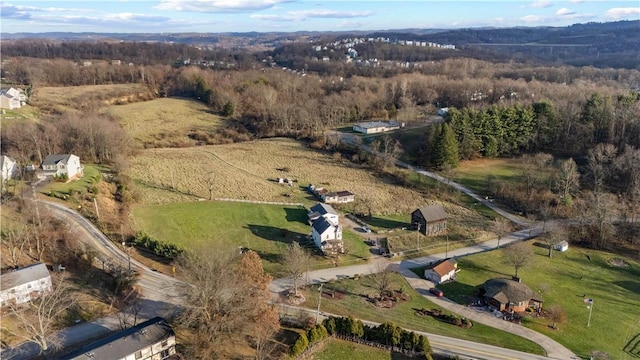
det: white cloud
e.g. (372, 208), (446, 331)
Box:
(252, 9), (373, 22)
(520, 14), (545, 23)
(556, 8), (575, 16)
(604, 7), (640, 21)
(569, 0), (584, 4)
(156, 0), (292, 13)
(528, 1), (553, 9)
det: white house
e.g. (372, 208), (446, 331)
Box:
(0, 263), (52, 307)
(1, 155), (18, 182)
(311, 217), (344, 255)
(424, 259), (458, 285)
(0, 93), (21, 110)
(308, 203), (339, 225)
(59, 317), (177, 360)
(40, 154), (83, 179)
(4, 87), (27, 102)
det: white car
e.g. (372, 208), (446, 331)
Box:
(362, 226), (371, 233)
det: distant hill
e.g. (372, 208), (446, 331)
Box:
(2, 21), (638, 69)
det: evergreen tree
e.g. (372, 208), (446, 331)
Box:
(430, 123), (459, 170)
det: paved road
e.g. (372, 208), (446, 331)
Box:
(281, 305), (559, 360)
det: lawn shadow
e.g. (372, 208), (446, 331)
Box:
(613, 280), (640, 295)
(623, 333), (640, 358)
(246, 224), (307, 245)
(284, 207), (309, 224)
(364, 216), (409, 229)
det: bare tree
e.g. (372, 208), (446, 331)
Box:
(587, 143), (617, 194)
(281, 242), (310, 296)
(204, 172), (216, 200)
(492, 218), (512, 248)
(541, 226), (567, 258)
(502, 242), (533, 277)
(555, 158), (580, 203)
(2, 276), (77, 355)
(371, 261), (393, 298)
(1, 225), (31, 267)
(545, 304), (566, 329)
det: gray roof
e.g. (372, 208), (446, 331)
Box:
(312, 217), (334, 234)
(354, 121), (398, 129)
(483, 278), (542, 304)
(41, 154), (74, 166)
(415, 205), (448, 222)
(1, 263), (50, 291)
(59, 317), (174, 360)
(310, 203), (338, 216)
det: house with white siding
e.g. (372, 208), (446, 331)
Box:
(40, 154), (83, 180)
(1, 155), (18, 182)
(0, 263), (52, 307)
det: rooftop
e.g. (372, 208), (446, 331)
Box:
(415, 205), (448, 222)
(309, 203), (338, 216)
(1, 263), (50, 291)
(42, 154), (75, 166)
(483, 278), (542, 304)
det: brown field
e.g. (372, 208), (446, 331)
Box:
(30, 84), (154, 114)
(129, 138), (488, 224)
(107, 97), (225, 147)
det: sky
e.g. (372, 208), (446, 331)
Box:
(1, 0), (639, 33)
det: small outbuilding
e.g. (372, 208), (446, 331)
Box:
(483, 278), (543, 313)
(553, 240), (569, 252)
(411, 205), (448, 235)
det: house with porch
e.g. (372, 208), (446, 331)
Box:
(59, 317), (178, 360)
(0, 263), (52, 307)
(40, 154), (83, 180)
(483, 278), (543, 313)
(411, 205), (448, 235)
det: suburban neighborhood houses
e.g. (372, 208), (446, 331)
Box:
(0, 263), (52, 308)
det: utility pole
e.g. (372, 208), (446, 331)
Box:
(445, 234), (449, 259)
(586, 298), (594, 327)
(316, 283), (324, 325)
(416, 222), (421, 251)
(122, 241), (131, 272)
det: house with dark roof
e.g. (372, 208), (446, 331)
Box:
(311, 217), (344, 255)
(323, 190), (355, 204)
(411, 205), (448, 235)
(0, 263), (52, 307)
(59, 317), (177, 360)
(308, 203), (339, 225)
(424, 258), (458, 284)
(483, 278), (543, 313)
(40, 154), (83, 180)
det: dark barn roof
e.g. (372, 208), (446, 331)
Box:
(414, 205), (448, 222)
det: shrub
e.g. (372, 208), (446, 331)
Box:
(323, 317), (337, 335)
(290, 333), (309, 356)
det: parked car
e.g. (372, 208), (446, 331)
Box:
(429, 288), (444, 297)
(362, 226), (371, 233)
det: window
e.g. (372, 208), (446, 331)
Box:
(27, 284), (32, 289)
(161, 340), (168, 347)
(160, 349), (171, 359)
(135, 351), (142, 359)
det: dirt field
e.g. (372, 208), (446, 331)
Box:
(30, 84), (154, 114)
(129, 138), (487, 223)
(107, 97), (225, 147)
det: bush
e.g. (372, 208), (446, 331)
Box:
(308, 324), (328, 345)
(291, 333), (309, 356)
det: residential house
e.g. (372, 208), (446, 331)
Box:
(0, 263), (52, 307)
(311, 217), (344, 255)
(0, 93), (20, 110)
(424, 258), (458, 284)
(40, 154), (83, 179)
(59, 317), (178, 360)
(323, 191), (355, 204)
(1, 155), (18, 182)
(4, 87), (27, 102)
(352, 121), (401, 134)
(483, 278), (543, 313)
(411, 205), (448, 235)
(308, 203), (339, 225)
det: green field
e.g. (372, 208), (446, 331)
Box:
(312, 338), (414, 360)
(40, 164), (103, 200)
(131, 201), (372, 275)
(107, 97), (225, 147)
(302, 273), (545, 355)
(447, 158), (524, 196)
(437, 242), (640, 359)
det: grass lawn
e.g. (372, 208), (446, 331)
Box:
(40, 164), (103, 200)
(107, 97), (225, 148)
(312, 338), (414, 360)
(437, 242), (640, 359)
(447, 158), (524, 196)
(301, 273), (545, 356)
(131, 201), (372, 276)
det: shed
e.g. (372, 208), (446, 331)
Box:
(553, 240), (569, 252)
(424, 258), (458, 284)
(411, 205), (448, 235)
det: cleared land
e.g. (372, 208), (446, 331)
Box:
(447, 158), (524, 196)
(30, 84), (153, 114)
(107, 97), (225, 148)
(437, 242), (640, 359)
(312, 338), (414, 360)
(132, 201), (371, 276)
(301, 273), (545, 355)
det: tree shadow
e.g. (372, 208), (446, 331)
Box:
(613, 280), (640, 295)
(623, 333), (640, 358)
(246, 224), (307, 245)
